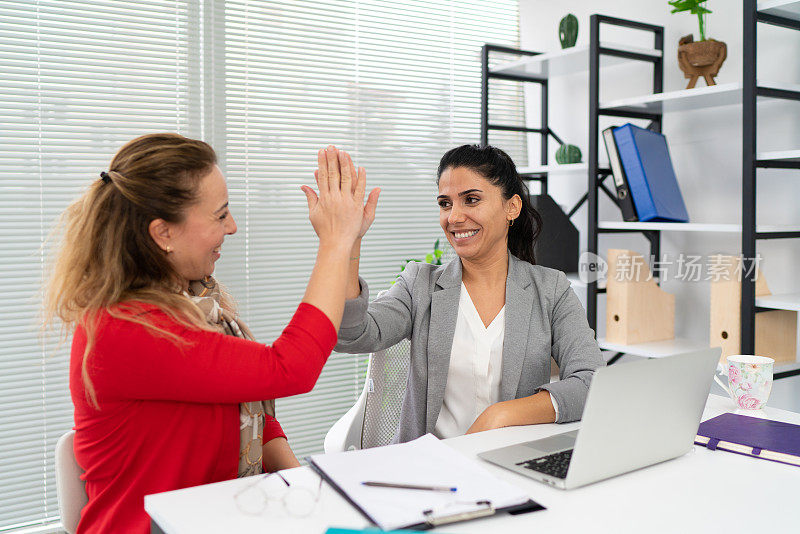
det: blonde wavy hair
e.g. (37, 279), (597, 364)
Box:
(44, 133), (229, 407)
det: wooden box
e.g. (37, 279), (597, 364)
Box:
(606, 249), (675, 345)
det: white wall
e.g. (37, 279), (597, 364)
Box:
(519, 0), (800, 347)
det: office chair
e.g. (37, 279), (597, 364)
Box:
(324, 338), (411, 453)
(55, 430), (87, 534)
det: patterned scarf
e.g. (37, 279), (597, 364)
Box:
(187, 276), (275, 478)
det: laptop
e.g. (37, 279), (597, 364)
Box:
(479, 348), (721, 490)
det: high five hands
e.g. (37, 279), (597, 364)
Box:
(301, 145), (381, 244)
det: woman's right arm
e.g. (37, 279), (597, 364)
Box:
(299, 146), (378, 331)
(87, 146), (377, 404)
(346, 238), (363, 300)
(85, 303), (337, 403)
(341, 148), (379, 301)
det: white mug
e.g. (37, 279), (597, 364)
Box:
(714, 355), (774, 410)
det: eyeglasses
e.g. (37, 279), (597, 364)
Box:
(233, 471), (323, 518)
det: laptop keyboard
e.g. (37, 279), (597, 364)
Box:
(516, 449), (573, 479)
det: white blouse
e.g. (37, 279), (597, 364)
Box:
(433, 284), (504, 438)
(433, 283), (559, 439)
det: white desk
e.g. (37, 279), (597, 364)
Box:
(145, 395), (800, 533)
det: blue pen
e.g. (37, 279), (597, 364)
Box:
(361, 481), (457, 492)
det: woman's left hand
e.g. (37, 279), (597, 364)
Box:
(466, 392), (557, 434)
(466, 402), (510, 434)
(315, 150), (379, 239)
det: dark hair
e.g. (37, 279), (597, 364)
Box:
(437, 144), (542, 265)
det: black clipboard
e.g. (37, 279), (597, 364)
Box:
(306, 457), (545, 530)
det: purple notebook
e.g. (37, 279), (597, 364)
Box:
(695, 413), (800, 467)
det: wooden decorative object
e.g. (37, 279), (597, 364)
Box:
(709, 255), (796, 365)
(606, 249), (675, 345)
(677, 34), (727, 89)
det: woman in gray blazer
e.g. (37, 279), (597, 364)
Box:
(336, 144), (605, 443)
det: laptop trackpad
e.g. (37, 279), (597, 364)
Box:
(522, 430), (578, 456)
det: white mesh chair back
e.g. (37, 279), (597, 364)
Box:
(55, 430), (87, 534)
(361, 338), (411, 448)
(358, 251), (452, 448)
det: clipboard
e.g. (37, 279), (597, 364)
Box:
(305, 435), (545, 530)
(307, 457), (544, 529)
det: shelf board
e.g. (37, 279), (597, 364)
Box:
(598, 337), (710, 358)
(757, 149), (800, 163)
(601, 83), (742, 114)
(758, 80), (800, 97)
(759, 0), (800, 21)
(755, 292), (800, 311)
(518, 163), (587, 174)
(490, 42), (661, 78)
(775, 361), (800, 377)
(599, 81), (800, 114)
(598, 221), (800, 234)
(599, 221), (739, 232)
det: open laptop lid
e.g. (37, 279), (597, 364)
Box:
(565, 348), (721, 489)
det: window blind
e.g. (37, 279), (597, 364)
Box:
(213, 0), (525, 460)
(0, 0), (200, 530)
(0, 0), (523, 530)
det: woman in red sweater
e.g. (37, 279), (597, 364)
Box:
(44, 134), (380, 533)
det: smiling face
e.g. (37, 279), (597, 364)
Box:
(437, 166), (520, 264)
(160, 165), (237, 285)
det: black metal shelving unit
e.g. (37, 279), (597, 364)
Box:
(744, 0), (800, 380)
(481, 44), (577, 201)
(484, 9), (800, 375)
(586, 15), (664, 336)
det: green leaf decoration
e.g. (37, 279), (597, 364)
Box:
(668, 0), (712, 40)
(390, 239), (448, 286)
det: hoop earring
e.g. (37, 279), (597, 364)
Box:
(508, 218), (515, 227)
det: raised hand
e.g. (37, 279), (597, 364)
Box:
(301, 146), (361, 246)
(339, 150), (380, 238)
(302, 145), (380, 330)
(302, 146), (380, 241)
(299, 146), (381, 330)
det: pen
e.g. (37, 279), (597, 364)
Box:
(361, 481), (457, 492)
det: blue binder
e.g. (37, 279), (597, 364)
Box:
(612, 124), (689, 222)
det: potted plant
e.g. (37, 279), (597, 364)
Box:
(668, 0), (727, 89)
(555, 143), (582, 164)
(391, 239), (444, 285)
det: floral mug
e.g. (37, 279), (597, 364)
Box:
(714, 355), (774, 410)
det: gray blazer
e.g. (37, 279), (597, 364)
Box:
(335, 253), (605, 443)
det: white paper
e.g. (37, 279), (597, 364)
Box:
(309, 434), (530, 530)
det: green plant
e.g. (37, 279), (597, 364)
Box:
(669, 0), (712, 41)
(392, 239), (444, 285)
(555, 143), (582, 164)
(559, 14), (578, 49)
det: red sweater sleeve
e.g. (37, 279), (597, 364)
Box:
(84, 303), (336, 404)
(263, 414), (286, 443)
